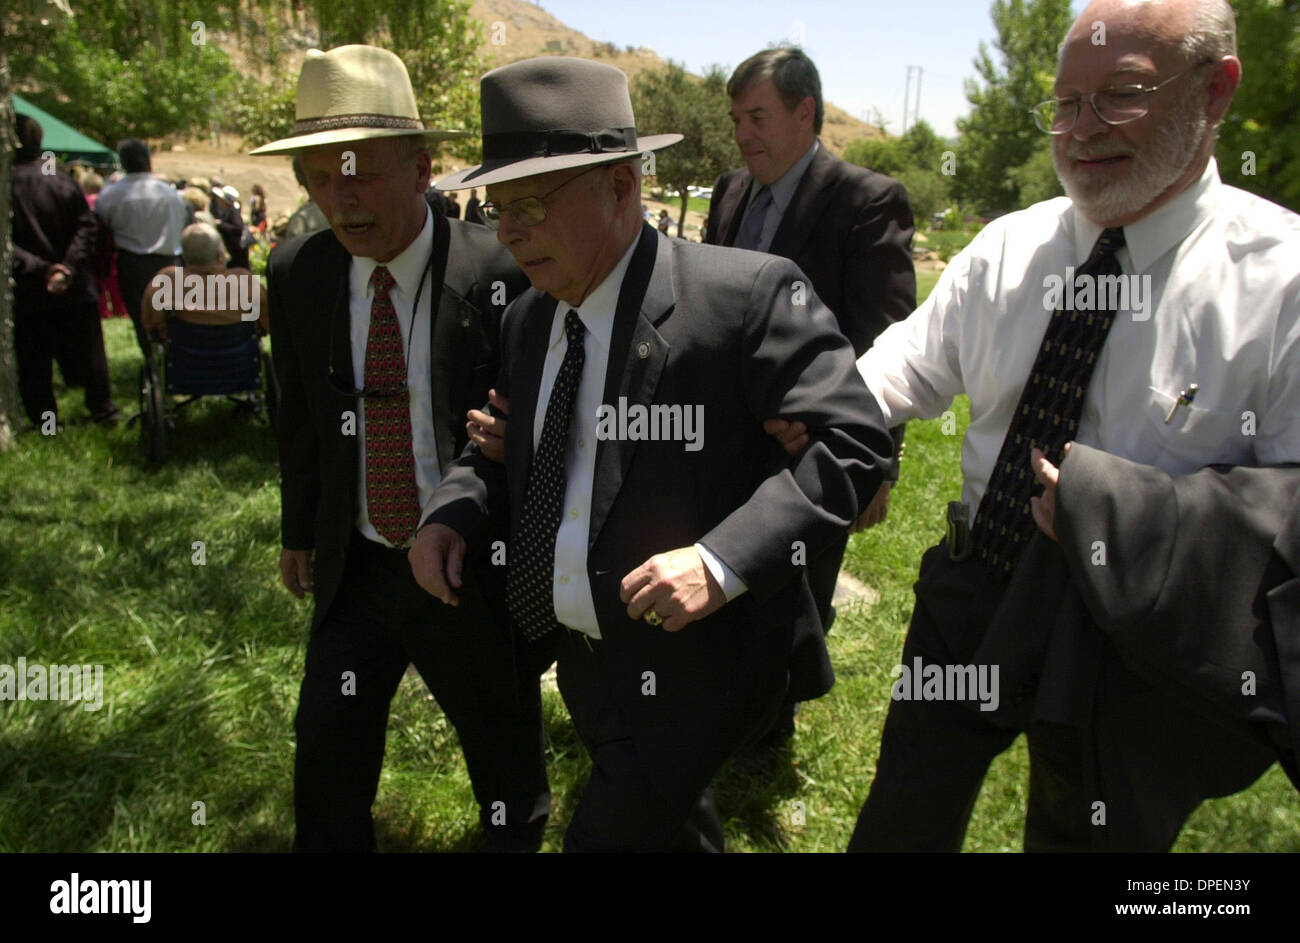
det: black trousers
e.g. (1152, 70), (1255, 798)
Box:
(115, 251), (179, 357)
(14, 299), (117, 426)
(293, 532), (549, 852)
(848, 542), (1201, 853)
(555, 629), (775, 852)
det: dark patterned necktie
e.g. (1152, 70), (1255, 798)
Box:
(363, 265), (419, 545)
(507, 310), (587, 641)
(734, 185), (773, 251)
(971, 227), (1126, 579)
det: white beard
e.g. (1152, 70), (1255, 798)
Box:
(1053, 85), (1208, 223)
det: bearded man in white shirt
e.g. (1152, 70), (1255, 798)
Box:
(829, 0), (1300, 851)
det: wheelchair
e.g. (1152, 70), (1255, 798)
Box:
(136, 317), (280, 462)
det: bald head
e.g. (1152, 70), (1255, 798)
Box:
(1067, 0), (1236, 68)
(181, 223), (227, 266)
(1051, 0), (1240, 227)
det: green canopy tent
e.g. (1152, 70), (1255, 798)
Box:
(12, 94), (118, 167)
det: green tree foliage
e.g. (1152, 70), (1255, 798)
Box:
(953, 0), (1073, 213)
(7, 1), (485, 163)
(9, 1), (240, 143)
(1217, 0), (1300, 212)
(843, 135), (907, 177)
(305, 0), (484, 164)
(844, 120), (955, 221)
(631, 63), (734, 237)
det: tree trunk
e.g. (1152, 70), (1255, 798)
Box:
(675, 191), (688, 240)
(0, 27), (23, 450)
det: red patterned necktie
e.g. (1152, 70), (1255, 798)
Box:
(363, 265), (419, 545)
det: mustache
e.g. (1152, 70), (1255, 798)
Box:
(1066, 143), (1136, 161)
(331, 213), (376, 227)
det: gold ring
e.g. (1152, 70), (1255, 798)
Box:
(643, 609), (663, 627)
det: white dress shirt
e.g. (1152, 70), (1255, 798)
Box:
(538, 234), (745, 638)
(94, 173), (187, 255)
(858, 158), (1300, 525)
(742, 140), (819, 253)
(349, 204), (441, 546)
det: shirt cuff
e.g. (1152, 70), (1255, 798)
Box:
(695, 542), (748, 602)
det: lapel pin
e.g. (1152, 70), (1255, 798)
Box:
(636, 341), (650, 359)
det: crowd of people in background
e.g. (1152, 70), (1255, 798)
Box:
(9, 0), (1300, 857)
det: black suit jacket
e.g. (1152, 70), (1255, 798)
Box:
(1056, 446), (1300, 789)
(974, 445), (1300, 811)
(268, 214), (528, 631)
(423, 223), (893, 797)
(11, 161), (99, 308)
(705, 144), (916, 358)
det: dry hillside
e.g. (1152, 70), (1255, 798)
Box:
(467, 0), (885, 154)
(203, 0), (884, 156)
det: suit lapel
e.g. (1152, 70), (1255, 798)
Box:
(318, 234), (362, 515)
(768, 145), (835, 260)
(1274, 483), (1300, 576)
(508, 290), (558, 522)
(589, 224), (673, 548)
(425, 213), (455, 474)
(718, 173), (753, 248)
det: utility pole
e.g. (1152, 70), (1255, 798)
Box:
(903, 65), (924, 134)
(903, 66), (912, 135)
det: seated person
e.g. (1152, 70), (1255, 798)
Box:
(142, 222), (269, 339)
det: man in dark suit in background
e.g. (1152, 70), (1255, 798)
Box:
(410, 56), (893, 851)
(11, 114), (120, 429)
(706, 47), (916, 749)
(253, 44), (546, 852)
(465, 189), (485, 225)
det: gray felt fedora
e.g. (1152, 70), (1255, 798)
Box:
(436, 56), (682, 190)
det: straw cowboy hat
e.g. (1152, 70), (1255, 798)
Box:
(213, 184), (240, 208)
(436, 57), (681, 190)
(249, 44), (467, 155)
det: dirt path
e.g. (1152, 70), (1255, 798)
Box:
(150, 140), (303, 225)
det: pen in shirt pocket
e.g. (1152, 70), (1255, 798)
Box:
(1164, 383), (1199, 423)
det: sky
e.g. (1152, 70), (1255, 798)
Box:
(534, 0), (1088, 139)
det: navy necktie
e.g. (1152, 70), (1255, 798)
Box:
(971, 227), (1126, 579)
(507, 310), (587, 640)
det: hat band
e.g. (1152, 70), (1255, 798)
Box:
(291, 112), (425, 135)
(482, 127), (638, 161)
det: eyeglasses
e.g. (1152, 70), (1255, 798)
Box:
(480, 165), (604, 230)
(1031, 59), (1214, 134)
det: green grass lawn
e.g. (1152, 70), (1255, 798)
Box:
(645, 191), (711, 217)
(918, 227), (980, 262)
(2, 295), (1297, 852)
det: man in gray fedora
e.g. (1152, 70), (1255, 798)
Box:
(252, 44), (545, 852)
(409, 56), (893, 851)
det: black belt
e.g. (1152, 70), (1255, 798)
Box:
(350, 529), (412, 557)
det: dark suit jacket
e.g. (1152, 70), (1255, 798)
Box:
(268, 213), (528, 631)
(705, 144), (916, 358)
(1056, 446), (1300, 789)
(974, 444), (1300, 804)
(11, 160), (99, 308)
(423, 223), (893, 797)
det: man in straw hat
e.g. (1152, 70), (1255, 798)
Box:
(252, 44), (546, 852)
(410, 56), (893, 851)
